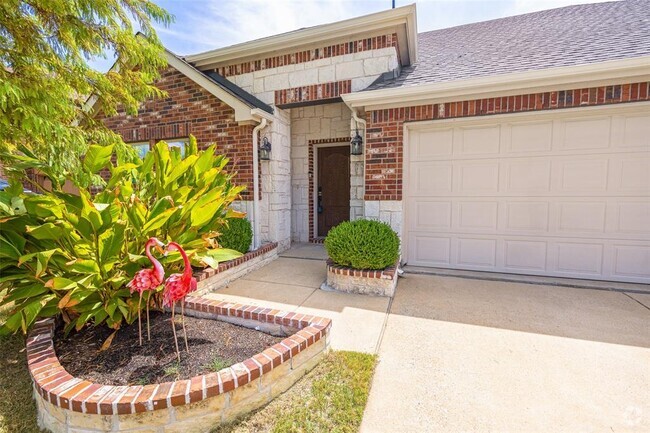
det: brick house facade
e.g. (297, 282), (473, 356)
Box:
(96, 67), (257, 200)
(98, 3), (650, 283)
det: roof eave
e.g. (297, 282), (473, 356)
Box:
(342, 56), (650, 111)
(185, 4), (417, 68)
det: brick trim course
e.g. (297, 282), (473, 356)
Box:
(26, 297), (331, 415)
(326, 259), (397, 280)
(213, 33), (399, 78)
(193, 242), (277, 282)
(275, 80), (352, 107)
(364, 81), (650, 201)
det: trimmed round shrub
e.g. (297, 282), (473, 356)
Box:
(219, 217), (253, 254)
(324, 219), (399, 270)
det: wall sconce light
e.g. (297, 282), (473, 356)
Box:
(350, 127), (363, 156)
(259, 136), (272, 160)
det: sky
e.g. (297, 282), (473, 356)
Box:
(91, 0), (613, 71)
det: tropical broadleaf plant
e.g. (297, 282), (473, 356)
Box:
(0, 136), (243, 335)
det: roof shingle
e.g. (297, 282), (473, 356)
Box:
(367, 0), (650, 91)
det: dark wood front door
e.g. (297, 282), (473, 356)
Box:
(317, 146), (350, 237)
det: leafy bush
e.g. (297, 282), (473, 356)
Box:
(324, 220), (399, 270)
(0, 136), (244, 335)
(219, 218), (253, 254)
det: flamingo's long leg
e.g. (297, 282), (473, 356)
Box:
(137, 292), (143, 346)
(146, 292), (151, 341)
(181, 302), (189, 353)
(171, 302), (181, 362)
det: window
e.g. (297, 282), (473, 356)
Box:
(167, 139), (189, 158)
(129, 139), (189, 159)
(130, 142), (150, 159)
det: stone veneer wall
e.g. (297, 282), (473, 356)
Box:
(325, 260), (398, 297)
(216, 45), (400, 107)
(260, 108), (292, 251)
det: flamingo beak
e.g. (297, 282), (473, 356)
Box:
(154, 239), (166, 255)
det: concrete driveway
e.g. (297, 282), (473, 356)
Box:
(205, 244), (650, 432)
(361, 274), (650, 433)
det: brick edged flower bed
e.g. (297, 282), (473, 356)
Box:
(27, 295), (331, 433)
(324, 259), (399, 297)
(194, 242), (278, 295)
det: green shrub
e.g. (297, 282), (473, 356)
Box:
(0, 136), (244, 335)
(219, 217), (253, 254)
(324, 219), (399, 270)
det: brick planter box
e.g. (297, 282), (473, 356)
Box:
(194, 242), (278, 295)
(324, 260), (399, 297)
(27, 296), (331, 433)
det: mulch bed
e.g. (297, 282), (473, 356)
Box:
(53, 311), (283, 386)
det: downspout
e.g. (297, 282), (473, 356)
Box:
(252, 118), (267, 249)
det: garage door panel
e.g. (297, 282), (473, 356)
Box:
(620, 114), (650, 148)
(507, 120), (553, 153)
(457, 238), (497, 267)
(457, 201), (498, 231)
(611, 245), (650, 279)
(457, 124), (501, 155)
(505, 201), (550, 232)
(555, 242), (604, 276)
(405, 105), (650, 283)
(457, 162), (500, 193)
(409, 234), (451, 266)
(504, 159), (552, 192)
(614, 157), (650, 192)
(556, 201), (607, 234)
(409, 128), (453, 160)
(559, 116), (611, 150)
(409, 162), (453, 195)
(556, 158), (609, 192)
(614, 202), (650, 235)
(503, 240), (548, 271)
(410, 200), (451, 230)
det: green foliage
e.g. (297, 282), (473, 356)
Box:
(205, 356), (232, 373)
(324, 219), (399, 270)
(219, 218), (253, 254)
(0, 0), (173, 187)
(0, 136), (244, 335)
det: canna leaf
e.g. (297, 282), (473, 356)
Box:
(84, 144), (115, 173)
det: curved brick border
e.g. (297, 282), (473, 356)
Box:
(26, 296), (331, 416)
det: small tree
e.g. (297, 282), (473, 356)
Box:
(0, 0), (173, 188)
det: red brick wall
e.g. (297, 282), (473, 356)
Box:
(96, 67), (256, 200)
(364, 82), (650, 201)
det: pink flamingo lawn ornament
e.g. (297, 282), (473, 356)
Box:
(127, 237), (165, 346)
(163, 241), (198, 362)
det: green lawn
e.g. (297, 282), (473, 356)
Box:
(213, 351), (378, 433)
(0, 299), (42, 433)
(0, 298), (377, 433)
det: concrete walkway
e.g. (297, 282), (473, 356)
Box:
(205, 244), (650, 432)
(203, 244), (391, 353)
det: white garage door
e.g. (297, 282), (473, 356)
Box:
(405, 104), (650, 283)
